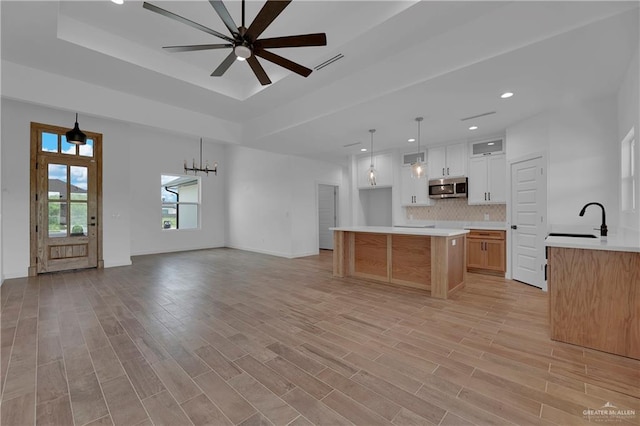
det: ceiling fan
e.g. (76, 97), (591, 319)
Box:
(142, 0), (327, 85)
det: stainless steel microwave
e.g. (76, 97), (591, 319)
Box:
(428, 177), (468, 199)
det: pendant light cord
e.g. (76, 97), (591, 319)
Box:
(415, 117), (423, 156)
(369, 129), (375, 166)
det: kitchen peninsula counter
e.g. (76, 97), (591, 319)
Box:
(331, 226), (469, 299)
(546, 234), (640, 359)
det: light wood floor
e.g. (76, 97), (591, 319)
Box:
(1, 248), (638, 426)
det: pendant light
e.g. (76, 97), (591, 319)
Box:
(65, 113), (87, 145)
(367, 129), (377, 186)
(410, 117), (424, 179)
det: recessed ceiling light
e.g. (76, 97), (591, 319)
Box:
(111, 0), (124, 4)
(500, 92), (514, 99)
(488, 142), (495, 146)
(408, 138), (415, 143)
(469, 125), (478, 130)
(360, 148), (367, 152)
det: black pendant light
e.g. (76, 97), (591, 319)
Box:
(65, 113), (87, 145)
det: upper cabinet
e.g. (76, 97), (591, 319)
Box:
(428, 143), (467, 179)
(400, 168), (431, 206)
(468, 153), (506, 204)
(357, 152), (394, 188)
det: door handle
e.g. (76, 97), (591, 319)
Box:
(447, 167), (449, 175)
(488, 192), (491, 201)
(511, 225), (518, 229)
(484, 192), (487, 201)
(442, 168), (445, 176)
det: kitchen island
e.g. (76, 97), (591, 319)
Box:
(546, 233), (640, 359)
(331, 226), (468, 299)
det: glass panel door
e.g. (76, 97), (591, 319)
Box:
(31, 121), (102, 275)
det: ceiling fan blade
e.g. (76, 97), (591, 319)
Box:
(211, 51), (237, 76)
(246, 56), (272, 85)
(143, 2), (235, 43)
(208, 0), (239, 37)
(255, 49), (312, 77)
(164, 44), (233, 52)
(256, 33), (327, 49)
(244, 0), (292, 42)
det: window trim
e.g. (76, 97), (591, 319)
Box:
(621, 127), (636, 213)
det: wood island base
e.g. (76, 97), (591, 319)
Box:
(332, 228), (467, 299)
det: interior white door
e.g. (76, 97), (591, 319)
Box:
(318, 184), (337, 250)
(510, 156), (546, 289)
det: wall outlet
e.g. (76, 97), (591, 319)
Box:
(451, 239), (456, 246)
(484, 213), (490, 221)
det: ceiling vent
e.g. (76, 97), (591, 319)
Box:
(460, 111), (496, 121)
(343, 141), (361, 148)
(314, 54), (344, 71)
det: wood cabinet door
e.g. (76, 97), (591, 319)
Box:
(374, 152), (394, 187)
(445, 143), (467, 177)
(428, 146), (446, 179)
(487, 154), (506, 203)
(484, 239), (506, 271)
(467, 157), (488, 205)
(466, 239), (485, 269)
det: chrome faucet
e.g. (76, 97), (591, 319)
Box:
(579, 202), (607, 237)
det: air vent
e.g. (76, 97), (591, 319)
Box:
(314, 54), (344, 71)
(460, 111), (496, 121)
(343, 142), (361, 148)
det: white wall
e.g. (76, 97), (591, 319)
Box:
(617, 49), (640, 231)
(129, 129), (225, 256)
(225, 145), (346, 258)
(507, 95), (620, 232)
(1, 99), (226, 278)
(360, 188), (393, 226)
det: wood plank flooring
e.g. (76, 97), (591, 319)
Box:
(1, 248), (638, 425)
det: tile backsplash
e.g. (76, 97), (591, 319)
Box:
(406, 199), (506, 222)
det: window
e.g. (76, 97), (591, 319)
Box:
(161, 174), (200, 230)
(621, 128), (636, 212)
(41, 131), (94, 157)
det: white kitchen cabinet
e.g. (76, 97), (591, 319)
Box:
(468, 154), (506, 204)
(357, 152), (393, 188)
(400, 168), (431, 205)
(428, 143), (467, 179)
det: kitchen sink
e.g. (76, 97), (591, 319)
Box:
(547, 232), (597, 238)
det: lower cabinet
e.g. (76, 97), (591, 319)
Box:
(467, 229), (505, 275)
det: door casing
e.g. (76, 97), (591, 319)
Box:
(29, 122), (103, 275)
(507, 153), (547, 290)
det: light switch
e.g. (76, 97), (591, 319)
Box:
(451, 239), (456, 246)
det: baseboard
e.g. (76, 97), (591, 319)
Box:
(103, 258), (133, 268)
(131, 244), (225, 257)
(225, 244), (294, 259)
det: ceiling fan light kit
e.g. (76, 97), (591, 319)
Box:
(234, 45), (251, 60)
(143, 0), (327, 85)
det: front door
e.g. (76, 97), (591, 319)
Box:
(510, 156), (546, 289)
(30, 122), (102, 274)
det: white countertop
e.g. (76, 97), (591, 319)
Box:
(545, 233), (640, 253)
(331, 226), (469, 237)
(464, 225), (507, 231)
(398, 220), (506, 231)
